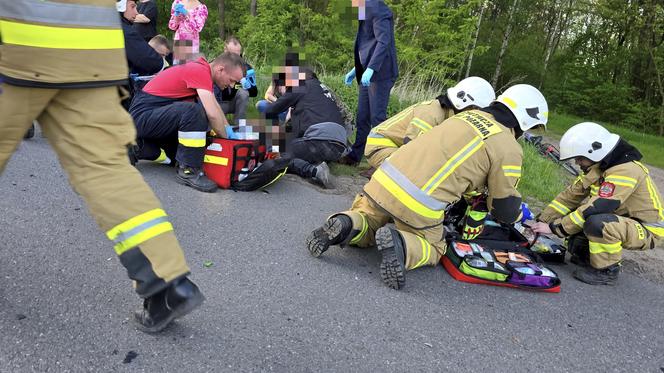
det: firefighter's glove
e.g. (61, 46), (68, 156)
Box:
(344, 68), (356, 86)
(360, 68), (374, 87)
(520, 202), (534, 223)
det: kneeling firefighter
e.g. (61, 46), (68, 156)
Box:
(306, 84), (548, 289)
(532, 122), (663, 285)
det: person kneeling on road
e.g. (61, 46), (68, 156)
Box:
(256, 64), (347, 189)
(306, 84), (548, 289)
(128, 52), (245, 193)
(531, 122), (663, 286)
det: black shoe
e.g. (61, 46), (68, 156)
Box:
(176, 165), (218, 193)
(305, 215), (352, 257)
(134, 277), (205, 333)
(24, 123), (35, 139)
(573, 264), (620, 286)
(312, 162), (333, 189)
(567, 234), (590, 267)
(127, 145), (140, 167)
(375, 227), (406, 290)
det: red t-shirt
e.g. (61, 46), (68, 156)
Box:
(143, 57), (214, 99)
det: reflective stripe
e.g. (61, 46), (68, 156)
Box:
(644, 221), (664, 238)
(411, 118), (433, 133)
(204, 155), (229, 166)
(502, 165), (522, 178)
(422, 136), (484, 194)
(349, 214), (368, 245)
(590, 185), (599, 196)
(366, 133), (398, 148)
(589, 241), (622, 255)
(604, 175), (637, 188)
(570, 210), (585, 228)
(413, 236), (431, 269)
(374, 160), (448, 220)
(106, 209), (173, 255)
(178, 131), (207, 148)
(644, 178), (664, 220)
(0, 20), (124, 50)
(375, 106), (413, 130)
(0, 0), (120, 28)
(549, 200), (571, 215)
(501, 97), (517, 109)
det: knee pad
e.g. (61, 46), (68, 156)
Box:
(583, 214), (618, 238)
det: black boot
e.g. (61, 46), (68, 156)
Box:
(176, 165), (218, 193)
(305, 215), (353, 257)
(134, 277), (205, 333)
(375, 227), (406, 290)
(573, 264), (620, 286)
(127, 144), (140, 167)
(567, 234), (590, 267)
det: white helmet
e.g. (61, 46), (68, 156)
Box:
(559, 122), (620, 162)
(447, 76), (495, 110)
(495, 84), (548, 131)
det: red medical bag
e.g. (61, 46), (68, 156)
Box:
(202, 138), (265, 189)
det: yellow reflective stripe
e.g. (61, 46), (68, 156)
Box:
(349, 214), (368, 245)
(179, 138), (207, 147)
(605, 175), (637, 188)
(413, 236), (431, 269)
(155, 149), (169, 163)
(644, 225), (664, 237)
(422, 136), (483, 194)
(502, 165), (522, 178)
(366, 137), (398, 148)
(411, 118), (433, 133)
(204, 155), (229, 166)
(589, 241), (622, 255)
(0, 20), (124, 50)
(373, 168), (445, 220)
(501, 97), (517, 109)
(376, 106), (413, 130)
(106, 209), (173, 255)
(549, 200), (571, 215)
(107, 209), (167, 240)
(570, 210), (585, 228)
(113, 222), (173, 255)
(644, 178), (664, 220)
(590, 185), (599, 196)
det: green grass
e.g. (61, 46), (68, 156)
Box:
(546, 112), (664, 169)
(519, 141), (572, 204)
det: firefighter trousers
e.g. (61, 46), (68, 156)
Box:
(0, 84), (190, 297)
(582, 213), (659, 269)
(336, 193), (447, 270)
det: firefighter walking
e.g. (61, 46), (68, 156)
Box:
(307, 84), (548, 289)
(0, 0), (203, 332)
(532, 122), (663, 285)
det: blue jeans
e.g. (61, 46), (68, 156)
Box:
(348, 78), (395, 162)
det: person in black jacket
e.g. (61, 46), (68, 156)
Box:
(213, 37), (258, 125)
(119, 0), (165, 76)
(257, 64), (348, 189)
(134, 0), (158, 42)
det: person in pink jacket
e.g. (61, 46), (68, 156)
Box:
(169, 0), (208, 64)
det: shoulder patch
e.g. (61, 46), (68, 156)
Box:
(598, 182), (615, 198)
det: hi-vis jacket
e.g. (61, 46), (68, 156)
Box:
(364, 100), (455, 167)
(364, 110), (523, 229)
(539, 161), (664, 240)
(0, 0), (128, 87)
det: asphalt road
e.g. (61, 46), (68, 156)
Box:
(1, 135), (663, 372)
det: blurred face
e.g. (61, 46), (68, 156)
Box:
(213, 65), (244, 89)
(574, 157), (595, 172)
(224, 42), (242, 56)
(148, 41), (170, 57)
(123, 1), (138, 22)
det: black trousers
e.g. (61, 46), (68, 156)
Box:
(130, 92), (209, 168)
(286, 138), (345, 178)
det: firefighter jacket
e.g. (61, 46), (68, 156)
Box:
(363, 110), (523, 229)
(539, 160), (664, 240)
(364, 99), (455, 166)
(0, 0), (128, 88)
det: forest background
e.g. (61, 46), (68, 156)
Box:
(152, 0), (663, 181)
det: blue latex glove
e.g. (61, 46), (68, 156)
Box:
(240, 77), (252, 90)
(225, 125), (240, 140)
(520, 202), (534, 223)
(360, 68), (374, 87)
(344, 68), (356, 86)
(245, 69), (256, 87)
(174, 3), (187, 16)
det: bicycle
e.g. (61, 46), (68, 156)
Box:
(523, 132), (579, 177)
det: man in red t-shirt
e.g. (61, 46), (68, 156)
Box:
(129, 52), (245, 192)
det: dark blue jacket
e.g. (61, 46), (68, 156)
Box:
(120, 16), (163, 76)
(354, 0), (398, 83)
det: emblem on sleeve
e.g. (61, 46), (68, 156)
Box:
(598, 182), (615, 197)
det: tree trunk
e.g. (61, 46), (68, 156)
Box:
(539, 0), (569, 89)
(250, 0), (257, 16)
(491, 0), (519, 89)
(465, 0), (488, 78)
(218, 0), (225, 40)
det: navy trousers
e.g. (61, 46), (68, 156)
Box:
(348, 78), (395, 162)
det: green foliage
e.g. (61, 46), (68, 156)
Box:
(518, 141), (571, 203)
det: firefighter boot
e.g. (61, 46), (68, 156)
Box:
(375, 227), (406, 290)
(134, 277), (205, 333)
(573, 263), (620, 286)
(176, 165), (218, 193)
(306, 215), (353, 257)
(567, 234), (590, 267)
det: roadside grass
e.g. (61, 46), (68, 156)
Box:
(519, 141), (571, 203)
(546, 112), (664, 169)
